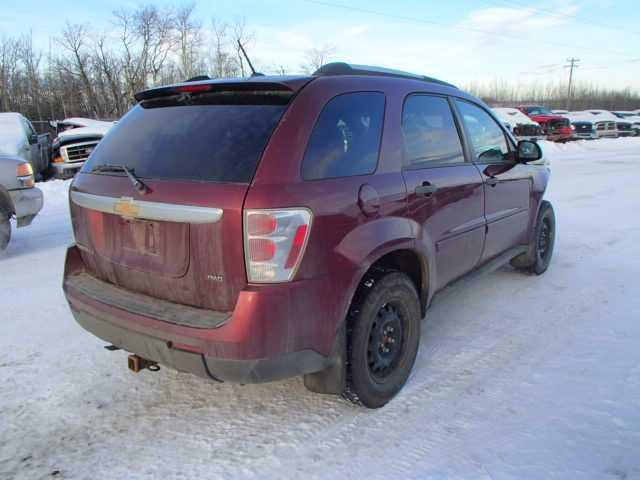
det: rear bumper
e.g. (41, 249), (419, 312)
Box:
(63, 245), (343, 383)
(71, 305), (328, 383)
(9, 187), (43, 226)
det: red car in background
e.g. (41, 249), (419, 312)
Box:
(517, 105), (573, 142)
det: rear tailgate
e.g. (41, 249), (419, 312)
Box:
(69, 82), (301, 315)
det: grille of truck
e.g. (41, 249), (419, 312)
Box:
(62, 141), (100, 163)
(549, 119), (569, 131)
(596, 121), (616, 131)
(513, 124), (542, 137)
(574, 123), (593, 133)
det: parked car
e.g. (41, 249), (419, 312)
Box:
(516, 105), (572, 142)
(573, 111), (618, 138)
(0, 155), (44, 250)
(612, 111), (640, 136)
(50, 118), (114, 179)
(0, 112), (51, 179)
(492, 108), (545, 141)
(62, 63), (556, 408)
(584, 110), (633, 137)
(563, 113), (598, 140)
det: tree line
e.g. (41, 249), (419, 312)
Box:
(1, 1), (639, 128)
(468, 79), (640, 112)
(0, 2), (263, 125)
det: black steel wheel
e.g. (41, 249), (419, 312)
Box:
(367, 303), (405, 380)
(343, 271), (421, 408)
(511, 200), (556, 275)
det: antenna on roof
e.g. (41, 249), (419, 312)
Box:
(237, 41), (264, 77)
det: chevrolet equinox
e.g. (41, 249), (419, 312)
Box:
(63, 63), (556, 408)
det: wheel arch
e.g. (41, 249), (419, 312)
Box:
(0, 185), (15, 217)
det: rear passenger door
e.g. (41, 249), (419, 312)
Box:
(401, 94), (486, 290)
(454, 99), (531, 262)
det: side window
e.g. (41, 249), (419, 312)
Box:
(302, 92), (385, 180)
(402, 95), (465, 168)
(21, 117), (36, 142)
(456, 100), (511, 163)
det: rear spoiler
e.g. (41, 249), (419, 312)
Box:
(134, 79), (309, 102)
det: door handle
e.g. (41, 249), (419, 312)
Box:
(486, 177), (499, 187)
(415, 182), (438, 197)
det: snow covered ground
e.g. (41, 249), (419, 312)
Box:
(1, 138), (639, 479)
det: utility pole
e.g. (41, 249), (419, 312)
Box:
(564, 58), (580, 111)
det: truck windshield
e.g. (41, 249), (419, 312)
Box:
(525, 106), (553, 116)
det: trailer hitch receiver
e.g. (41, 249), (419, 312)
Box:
(128, 354), (160, 373)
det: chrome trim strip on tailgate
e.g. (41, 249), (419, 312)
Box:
(71, 191), (223, 224)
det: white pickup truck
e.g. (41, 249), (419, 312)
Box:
(492, 108), (545, 141)
(612, 111), (640, 136)
(0, 154), (43, 250)
(50, 118), (115, 179)
(0, 112), (51, 179)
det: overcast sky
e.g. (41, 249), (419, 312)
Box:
(3, 0), (640, 90)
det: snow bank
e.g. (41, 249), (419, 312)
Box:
(540, 136), (640, 162)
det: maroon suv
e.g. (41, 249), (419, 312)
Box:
(63, 63), (555, 408)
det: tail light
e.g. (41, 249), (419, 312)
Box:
(244, 208), (312, 283)
(16, 163), (34, 188)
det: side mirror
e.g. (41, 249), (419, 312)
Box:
(28, 133), (38, 145)
(517, 140), (542, 162)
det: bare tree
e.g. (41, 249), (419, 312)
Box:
(301, 45), (335, 74)
(175, 2), (203, 79)
(2, 2), (638, 124)
(0, 36), (19, 112)
(57, 22), (99, 116)
(18, 34), (43, 120)
(95, 35), (125, 116)
(210, 19), (240, 78)
(231, 17), (253, 77)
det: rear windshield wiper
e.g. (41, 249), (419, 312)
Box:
(91, 164), (150, 194)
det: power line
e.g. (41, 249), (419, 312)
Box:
(302, 0), (637, 59)
(565, 57), (580, 110)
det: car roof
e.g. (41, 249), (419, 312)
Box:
(312, 62), (457, 89)
(136, 63), (461, 101)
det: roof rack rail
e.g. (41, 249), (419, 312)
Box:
(312, 62), (457, 89)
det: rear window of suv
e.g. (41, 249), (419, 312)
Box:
(82, 93), (288, 183)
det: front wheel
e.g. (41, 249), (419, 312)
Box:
(343, 271), (421, 408)
(0, 214), (11, 251)
(511, 200), (556, 274)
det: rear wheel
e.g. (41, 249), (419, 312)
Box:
(511, 200), (556, 275)
(0, 214), (11, 251)
(343, 271), (421, 408)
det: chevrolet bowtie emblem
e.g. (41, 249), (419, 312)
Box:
(114, 197), (140, 218)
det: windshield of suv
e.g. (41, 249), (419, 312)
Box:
(524, 106), (553, 116)
(82, 93), (288, 183)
